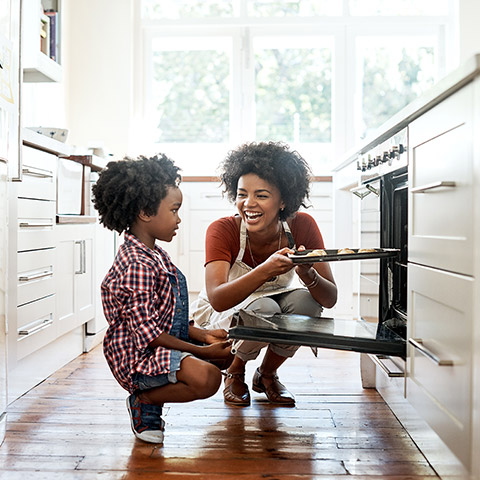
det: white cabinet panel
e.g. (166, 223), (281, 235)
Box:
(17, 198), (55, 251)
(409, 85), (474, 275)
(18, 146), (56, 201)
(55, 225), (95, 338)
(16, 294), (55, 361)
(17, 248), (55, 306)
(407, 263), (473, 467)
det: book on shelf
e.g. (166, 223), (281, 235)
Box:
(40, 13), (50, 57)
(45, 10), (58, 62)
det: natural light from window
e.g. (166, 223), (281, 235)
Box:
(137, 0), (457, 176)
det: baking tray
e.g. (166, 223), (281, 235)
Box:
(288, 248), (400, 264)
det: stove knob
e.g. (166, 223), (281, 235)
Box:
(382, 151), (390, 163)
(367, 154), (375, 169)
(375, 155), (381, 166)
(391, 145), (399, 158)
(398, 144), (405, 154)
(356, 159), (361, 170)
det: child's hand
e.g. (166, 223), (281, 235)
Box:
(204, 329), (228, 344)
(201, 340), (233, 360)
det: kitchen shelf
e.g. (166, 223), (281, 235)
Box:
(22, 0), (62, 83)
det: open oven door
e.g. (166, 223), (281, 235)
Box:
(228, 309), (406, 358)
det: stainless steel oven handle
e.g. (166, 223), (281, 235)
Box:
(350, 185), (370, 199)
(410, 181), (456, 194)
(408, 338), (454, 366)
(365, 184), (379, 196)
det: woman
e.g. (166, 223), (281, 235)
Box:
(191, 141), (337, 406)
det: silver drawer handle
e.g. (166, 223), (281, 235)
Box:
(18, 317), (53, 337)
(372, 355), (404, 378)
(0, 156), (7, 164)
(410, 181), (456, 194)
(22, 166), (54, 179)
(19, 222), (54, 228)
(408, 338), (454, 366)
(18, 270), (53, 282)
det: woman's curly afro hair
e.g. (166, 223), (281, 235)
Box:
(219, 141), (312, 220)
(92, 153), (181, 233)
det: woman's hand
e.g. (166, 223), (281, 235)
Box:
(292, 245), (314, 279)
(188, 325), (228, 344)
(261, 246), (296, 278)
(204, 328), (228, 344)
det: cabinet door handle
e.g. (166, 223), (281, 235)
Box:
(18, 270), (53, 282)
(408, 338), (454, 366)
(18, 316), (53, 337)
(19, 221), (54, 228)
(410, 181), (456, 194)
(22, 166), (54, 178)
(75, 240), (86, 274)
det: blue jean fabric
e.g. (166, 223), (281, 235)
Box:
(133, 267), (190, 391)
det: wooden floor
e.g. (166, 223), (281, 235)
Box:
(0, 344), (440, 479)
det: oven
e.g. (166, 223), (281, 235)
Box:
(228, 130), (408, 359)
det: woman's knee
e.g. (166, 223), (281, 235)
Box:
(246, 297), (282, 315)
(278, 289), (324, 317)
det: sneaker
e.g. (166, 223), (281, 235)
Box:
(126, 393), (165, 444)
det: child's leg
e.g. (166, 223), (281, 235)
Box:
(137, 356), (222, 405)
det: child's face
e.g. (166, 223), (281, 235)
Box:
(149, 186), (183, 242)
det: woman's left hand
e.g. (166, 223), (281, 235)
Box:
(294, 245), (314, 277)
(203, 328), (229, 344)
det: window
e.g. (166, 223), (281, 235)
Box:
(136, 1), (458, 175)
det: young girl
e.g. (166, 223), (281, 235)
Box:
(92, 154), (232, 443)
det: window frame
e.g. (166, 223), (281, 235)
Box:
(134, 2), (457, 174)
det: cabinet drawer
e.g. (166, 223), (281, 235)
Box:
(17, 198), (55, 251)
(183, 183), (234, 211)
(407, 263), (473, 467)
(16, 294), (55, 361)
(17, 248), (55, 306)
(408, 85), (473, 275)
(19, 147), (56, 201)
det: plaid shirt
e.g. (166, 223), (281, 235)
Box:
(101, 232), (178, 393)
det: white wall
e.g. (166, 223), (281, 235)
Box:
(458, 0), (480, 64)
(63, 0), (134, 158)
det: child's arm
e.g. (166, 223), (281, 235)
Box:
(148, 332), (232, 361)
(188, 324), (228, 345)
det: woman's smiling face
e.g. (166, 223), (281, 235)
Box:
(236, 173), (285, 233)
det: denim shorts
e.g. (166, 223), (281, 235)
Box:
(132, 351), (191, 391)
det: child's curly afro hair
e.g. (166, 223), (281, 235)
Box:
(219, 141), (312, 220)
(92, 153), (181, 233)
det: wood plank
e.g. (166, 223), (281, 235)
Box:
(0, 345), (440, 478)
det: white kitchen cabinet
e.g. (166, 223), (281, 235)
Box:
(7, 145), (57, 374)
(55, 223), (95, 338)
(407, 78), (478, 475)
(175, 181), (234, 293)
(409, 84), (474, 276)
(407, 263), (473, 467)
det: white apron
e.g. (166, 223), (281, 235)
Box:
(191, 219), (302, 330)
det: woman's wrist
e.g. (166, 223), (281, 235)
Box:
(299, 268), (319, 289)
